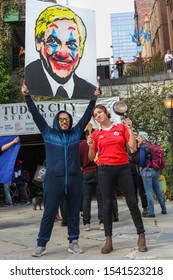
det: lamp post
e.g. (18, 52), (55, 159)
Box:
(164, 93), (173, 159)
(134, 0), (143, 75)
(164, 93), (173, 188)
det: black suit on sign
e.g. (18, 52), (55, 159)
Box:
(25, 59), (96, 100)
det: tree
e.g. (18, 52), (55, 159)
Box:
(0, 49), (17, 103)
(124, 83), (172, 144)
(123, 82), (173, 191)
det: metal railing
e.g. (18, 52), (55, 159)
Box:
(107, 60), (171, 80)
(12, 55), (173, 80)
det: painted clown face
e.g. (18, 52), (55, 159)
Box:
(36, 20), (81, 84)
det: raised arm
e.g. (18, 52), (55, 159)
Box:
(21, 83), (48, 134)
(1, 137), (20, 152)
(76, 88), (100, 132)
(125, 118), (136, 151)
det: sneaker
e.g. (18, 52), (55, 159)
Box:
(161, 210), (167, 214)
(68, 240), (83, 254)
(32, 246), (46, 257)
(99, 223), (104, 230)
(25, 201), (30, 206)
(83, 224), (91, 231)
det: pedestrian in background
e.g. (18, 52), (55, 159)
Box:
(13, 159), (30, 206)
(87, 105), (147, 254)
(128, 146), (148, 217)
(0, 137), (20, 207)
(80, 129), (104, 231)
(115, 57), (125, 78)
(137, 131), (167, 217)
(164, 50), (173, 71)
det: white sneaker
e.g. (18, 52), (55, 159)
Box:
(68, 240), (83, 254)
(83, 224), (91, 231)
(32, 246), (46, 257)
(99, 223), (104, 230)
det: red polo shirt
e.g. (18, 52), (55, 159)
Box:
(92, 123), (130, 166)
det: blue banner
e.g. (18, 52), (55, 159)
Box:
(0, 136), (21, 184)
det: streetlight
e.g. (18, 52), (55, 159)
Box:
(134, 0), (143, 75)
(163, 93), (173, 159)
(164, 93), (173, 188)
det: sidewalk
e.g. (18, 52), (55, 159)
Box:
(0, 198), (173, 260)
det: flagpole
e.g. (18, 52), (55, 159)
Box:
(134, 0), (143, 76)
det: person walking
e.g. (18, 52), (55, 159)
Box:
(87, 105), (147, 254)
(137, 131), (167, 217)
(21, 83), (100, 257)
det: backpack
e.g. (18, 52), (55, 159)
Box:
(143, 142), (166, 171)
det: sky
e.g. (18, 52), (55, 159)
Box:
(56, 0), (134, 59)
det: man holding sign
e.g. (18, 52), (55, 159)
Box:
(21, 83), (100, 257)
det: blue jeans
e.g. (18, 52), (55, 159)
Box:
(141, 168), (167, 215)
(4, 183), (12, 204)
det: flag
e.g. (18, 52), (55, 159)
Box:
(130, 27), (137, 43)
(144, 31), (151, 41)
(130, 33), (136, 43)
(139, 26), (151, 41)
(139, 26), (144, 36)
(133, 27), (137, 40)
(0, 136), (21, 184)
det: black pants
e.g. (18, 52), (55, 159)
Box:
(132, 173), (148, 209)
(17, 183), (29, 203)
(82, 171), (103, 225)
(97, 164), (145, 236)
(117, 65), (123, 77)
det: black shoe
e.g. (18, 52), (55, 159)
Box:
(112, 216), (119, 222)
(142, 208), (148, 217)
(145, 213), (155, 218)
(161, 210), (167, 214)
(60, 221), (68, 227)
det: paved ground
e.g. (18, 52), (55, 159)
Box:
(0, 198), (173, 260)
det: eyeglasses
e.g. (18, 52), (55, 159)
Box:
(59, 117), (70, 123)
